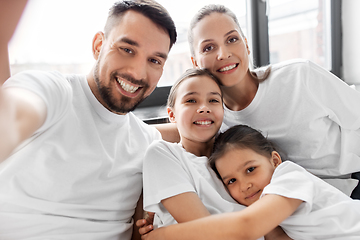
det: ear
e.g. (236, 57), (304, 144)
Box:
(244, 37), (250, 55)
(270, 151), (282, 168)
(191, 56), (199, 68)
(92, 31), (105, 60)
(167, 107), (176, 123)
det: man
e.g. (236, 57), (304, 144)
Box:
(0, 1), (176, 239)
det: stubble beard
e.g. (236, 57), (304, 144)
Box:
(93, 59), (149, 114)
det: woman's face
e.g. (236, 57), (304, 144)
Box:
(191, 13), (250, 87)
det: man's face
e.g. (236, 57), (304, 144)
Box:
(91, 10), (170, 114)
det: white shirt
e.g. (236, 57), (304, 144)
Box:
(262, 161), (360, 240)
(1, 71), (161, 240)
(222, 59), (360, 194)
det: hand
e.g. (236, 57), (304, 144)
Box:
(136, 211), (154, 236)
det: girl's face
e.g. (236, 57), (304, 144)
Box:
(215, 148), (281, 206)
(168, 75), (223, 146)
(191, 13), (250, 87)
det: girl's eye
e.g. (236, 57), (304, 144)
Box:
(186, 99), (196, 103)
(203, 45), (214, 53)
(228, 178), (236, 185)
(210, 99), (220, 103)
(247, 167), (256, 173)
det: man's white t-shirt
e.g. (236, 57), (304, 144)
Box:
(262, 161), (360, 239)
(0, 71), (161, 240)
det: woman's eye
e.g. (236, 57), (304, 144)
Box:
(247, 167), (256, 173)
(228, 178), (236, 185)
(228, 37), (238, 44)
(203, 45), (214, 53)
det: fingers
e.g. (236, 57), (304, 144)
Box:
(139, 223), (153, 235)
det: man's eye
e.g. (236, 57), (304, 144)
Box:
(247, 167), (255, 173)
(149, 58), (161, 65)
(121, 48), (133, 54)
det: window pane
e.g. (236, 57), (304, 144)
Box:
(9, 0), (248, 87)
(268, 0), (331, 69)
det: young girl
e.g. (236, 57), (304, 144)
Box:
(142, 125), (360, 240)
(142, 69), (287, 240)
(160, 4), (360, 198)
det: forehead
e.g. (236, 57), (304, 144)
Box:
(177, 75), (221, 97)
(193, 13), (240, 43)
(108, 10), (170, 55)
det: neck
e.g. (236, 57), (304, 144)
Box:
(180, 137), (215, 158)
(222, 71), (258, 111)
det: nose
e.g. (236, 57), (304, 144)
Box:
(197, 104), (211, 114)
(127, 57), (148, 81)
(240, 181), (252, 192)
(217, 46), (232, 61)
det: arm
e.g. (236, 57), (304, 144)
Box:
(161, 192), (211, 223)
(132, 193), (145, 240)
(154, 123), (180, 143)
(0, 0), (28, 83)
(142, 194), (302, 240)
(0, 88), (47, 161)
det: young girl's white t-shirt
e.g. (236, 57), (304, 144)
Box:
(262, 161), (360, 239)
(143, 140), (245, 225)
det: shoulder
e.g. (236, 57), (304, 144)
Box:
(269, 58), (313, 74)
(127, 113), (162, 142)
(3, 70), (73, 96)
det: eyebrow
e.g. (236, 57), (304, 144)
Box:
(221, 160), (256, 182)
(116, 37), (168, 60)
(200, 29), (239, 45)
(182, 91), (221, 98)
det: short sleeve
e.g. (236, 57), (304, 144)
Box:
(143, 141), (196, 213)
(261, 161), (314, 215)
(3, 70), (72, 133)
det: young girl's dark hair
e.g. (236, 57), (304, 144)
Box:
(209, 124), (276, 180)
(167, 68), (223, 109)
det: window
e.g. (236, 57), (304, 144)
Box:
(268, 0), (332, 69)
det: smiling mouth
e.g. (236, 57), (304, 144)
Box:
(194, 120), (213, 125)
(218, 63), (239, 72)
(116, 77), (140, 94)
(245, 190), (261, 200)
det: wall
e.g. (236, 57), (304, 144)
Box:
(342, 0), (360, 90)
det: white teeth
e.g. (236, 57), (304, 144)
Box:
(219, 64), (237, 72)
(116, 78), (139, 93)
(195, 120), (212, 125)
